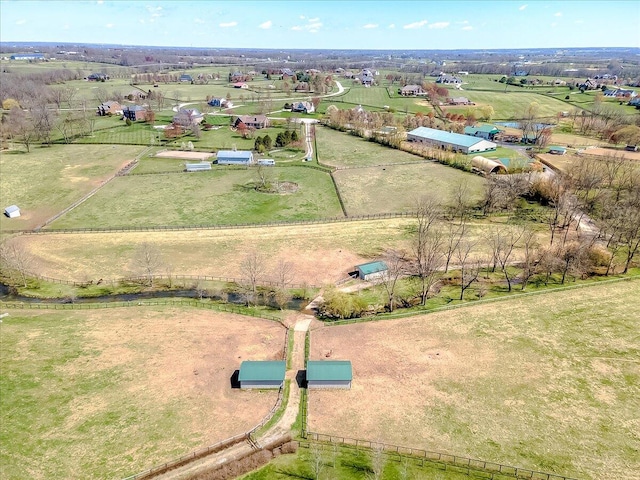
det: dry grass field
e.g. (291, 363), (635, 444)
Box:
(9, 219), (415, 285)
(0, 306), (286, 479)
(307, 279), (640, 480)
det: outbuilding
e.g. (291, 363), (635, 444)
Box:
(185, 162), (212, 172)
(471, 156), (508, 175)
(355, 261), (388, 281)
(464, 125), (501, 140)
(238, 361), (286, 389)
(4, 205), (20, 218)
(216, 150), (254, 165)
(407, 127), (497, 154)
(548, 146), (567, 155)
(307, 360), (352, 389)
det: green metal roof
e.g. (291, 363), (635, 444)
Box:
(464, 125), (500, 135)
(238, 361), (286, 382)
(549, 146), (566, 152)
(307, 361), (352, 381)
(356, 261), (388, 275)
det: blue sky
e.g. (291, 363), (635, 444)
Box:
(1, 0), (639, 50)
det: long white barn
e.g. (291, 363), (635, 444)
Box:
(407, 127), (497, 154)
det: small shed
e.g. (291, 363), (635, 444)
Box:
(238, 361), (285, 389)
(355, 261), (388, 281)
(4, 205), (20, 218)
(471, 156), (508, 175)
(307, 360), (352, 389)
(185, 162), (212, 172)
(549, 146), (567, 155)
(216, 150), (254, 165)
(257, 159), (275, 166)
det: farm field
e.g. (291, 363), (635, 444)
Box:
(448, 91), (571, 120)
(48, 165), (342, 229)
(10, 218), (414, 285)
(332, 85), (433, 114)
(0, 307), (285, 480)
(0, 144), (145, 231)
(334, 163), (485, 216)
(307, 279), (640, 480)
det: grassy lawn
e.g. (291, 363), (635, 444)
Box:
(308, 279), (640, 480)
(0, 307), (284, 480)
(446, 91), (571, 120)
(326, 84), (433, 115)
(334, 163), (485, 216)
(48, 166), (342, 229)
(0, 144), (145, 231)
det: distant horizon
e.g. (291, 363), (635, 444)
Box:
(1, 1), (639, 51)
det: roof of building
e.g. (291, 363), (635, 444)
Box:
(4, 205), (20, 213)
(307, 361), (352, 381)
(124, 105), (145, 112)
(356, 261), (388, 275)
(549, 146), (567, 152)
(471, 156), (508, 174)
(238, 361), (286, 382)
(408, 127), (490, 148)
(464, 125), (500, 134)
(216, 150), (253, 159)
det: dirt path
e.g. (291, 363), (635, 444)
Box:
(151, 315), (312, 479)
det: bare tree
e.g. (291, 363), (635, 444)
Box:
(456, 240), (480, 300)
(444, 221), (467, 272)
(380, 249), (409, 312)
(6, 107), (36, 152)
(412, 196), (445, 305)
(0, 243), (34, 287)
(272, 259), (295, 310)
(368, 442), (386, 480)
(240, 251), (267, 305)
(133, 242), (164, 287)
(309, 443), (324, 480)
(495, 226), (524, 292)
(520, 227), (538, 290)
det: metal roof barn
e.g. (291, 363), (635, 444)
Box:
(355, 261), (388, 281)
(216, 150), (254, 165)
(307, 360), (352, 389)
(185, 162), (212, 172)
(407, 127), (497, 154)
(238, 361), (285, 389)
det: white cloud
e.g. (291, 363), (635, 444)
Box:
(219, 21), (238, 28)
(429, 22), (450, 29)
(363, 23), (378, 29)
(459, 20), (469, 24)
(519, 4), (527, 11)
(388, 23), (396, 29)
(404, 20), (428, 29)
(97, 0), (104, 4)
(299, 15), (305, 20)
(554, 12), (562, 16)
(194, 18), (205, 24)
(105, 23), (114, 28)
(15, 19), (26, 25)
(462, 26), (473, 31)
(551, 22), (557, 27)
(309, 17), (319, 22)
(259, 20), (272, 29)
(291, 19), (323, 33)
(291, 25), (303, 31)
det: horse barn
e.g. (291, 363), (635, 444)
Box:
(355, 261), (388, 281)
(216, 150), (254, 165)
(238, 361), (285, 389)
(306, 360), (353, 389)
(407, 127), (497, 154)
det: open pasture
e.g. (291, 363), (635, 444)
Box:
(452, 91), (570, 120)
(48, 166), (342, 229)
(329, 85), (433, 114)
(315, 126), (425, 168)
(0, 144), (144, 231)
(333, 163), (485, 216)
(308, 279), (640, 480)
(11, 219), (414, 285)
(0, 307), (285, 479)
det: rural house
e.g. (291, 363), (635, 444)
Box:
(4, 205), (20, 218)
(436, 74), (462, 84)
(238, 361), (285, 389)
(407, 127), (497, 154)
(233, 82), (249, 89)
(306, 361), (353, 389)
(355, 261), (388, 281)
(448, 96), (473, 105)
(234, 115), (269, 129)
(216, 150), (254, 165)
(291, 101), (315, 113)
(179, 74), (193, 82)
(400, 84), (427, 96)
(173, 108), (204, 127)
(122, 105), (149, 122)
(96, 101), (122, 116)
(86, 72), (108, 81)
(464, 125), (501, 140)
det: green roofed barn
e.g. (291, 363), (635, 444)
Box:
(355, 261), (388, 281)
(307, 360), (352, 389)
(238, 361), (285, 389)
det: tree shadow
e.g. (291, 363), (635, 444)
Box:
(230, 370), (240, 388)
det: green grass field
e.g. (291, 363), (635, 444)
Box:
(447, 91), (571, 120)
(0, 144), (145, 231)
(0, 306), (284, 480)
(308, 279), (640, 480)
(48, 165), (343, 228)
(333, 163), (485, 216)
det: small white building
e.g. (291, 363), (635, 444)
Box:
(355, 261), (388, 281)
(216, 150), (254, 165)
(185, 162), (212, 172)
(4, 205), (20, 218)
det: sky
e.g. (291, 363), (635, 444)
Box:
(1, 0), (639, 51)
